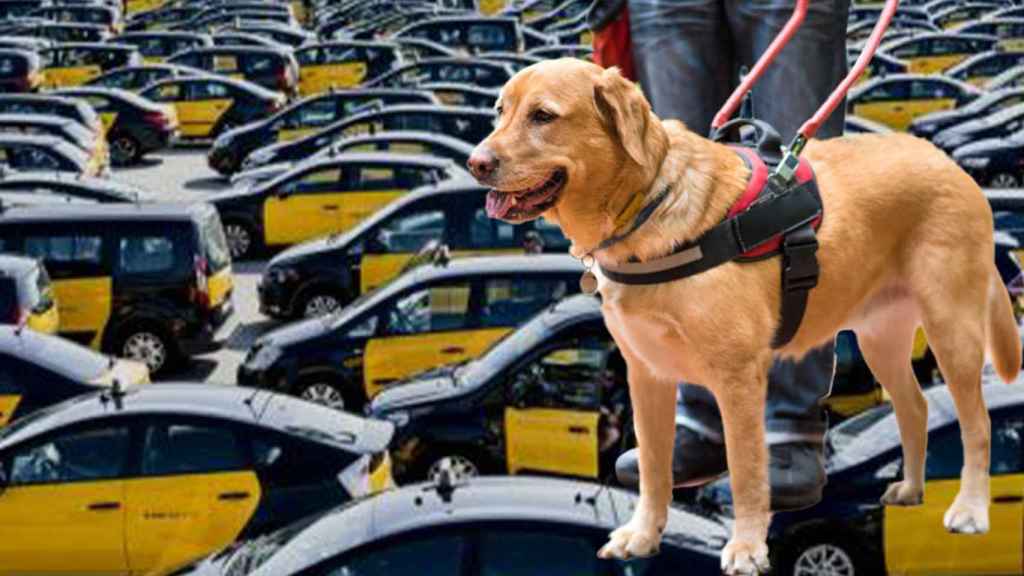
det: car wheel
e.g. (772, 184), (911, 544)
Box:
(213, 150), (238, 176)
(117, 325), (175, 376)
(223, 220), (256, 260)
(110, 133), (141, 166)
(990, 172), (1019, 189)
(778, 533), (872, 576)
(298, 379), (357, 412)
(424, 450), (482, 485)
(299, 289), (343, 318)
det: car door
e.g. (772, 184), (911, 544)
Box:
(340, 163), (427, 231)
(299, 45), (367, 96)
(275, 95), (339, 141)
(262, 163), (350, 247)
(853, 81), (913, 130)
(185, 79), (234, 137)
(21, 225), (112, 349)
(363, 279), (476, 398)
(360, 203), (449, 293)
(883, 410), (1024, 575)
(145, 81), (196, 135)
(504, 336), (610, 478)
(0, 422), (131, 575)
(909, 79), (961, 123)
(123, 417), (261, 575)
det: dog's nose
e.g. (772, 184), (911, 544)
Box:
(467, 147), (499, 181)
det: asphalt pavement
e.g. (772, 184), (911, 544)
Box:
(115, 144), (274, 384)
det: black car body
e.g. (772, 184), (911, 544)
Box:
(952, 129), (1024, 188)
(168, 46), (299, 97)
(394, 16), (523, 54)
(114, 31), (213, 62)
(0, 49), (41, 93)
(84, 63), (207, 92)
(55, 86), (177, 165)
(933, 102), (1024, 154)
(946, 50), (1024, 86)
(207, 88), (436, 175)
(257, 181), (568, 319)
(140, 75), (284, 141)
(124, 6), (195, 32)
(365, 57), (515, 89)
(0, 173), (150, 203)
(0, 94), (101, 133)
(179, 476), (726, 576)
(241, 104), (496, 170)
(238, 255), (582, 412)
(910, 87), (1024, 139)
(419, 81), (498, 107)
(0, 134), (97, 177)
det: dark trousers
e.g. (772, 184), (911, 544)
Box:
(628, 0), (851, 443)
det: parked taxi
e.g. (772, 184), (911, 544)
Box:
(39, 43), (141, 88)
(140, 75), (284, 140)
(0, 173), (151, 203)
(85, 63), (207, 92)
(365, 57), (515, 89)
(168, 45), (299, 97)
(0, 114), (108, 172)
(955, 18), (1024, 51)
(881, 32), (998, 73)
(0, 94), (101, 135)
(946, 50), (1024, 86)
(294, 41), (402, 96)
(0, 49), (42, 93)
(848, 74), (980, 130)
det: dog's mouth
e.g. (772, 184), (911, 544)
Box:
(486, 169), (567, 223)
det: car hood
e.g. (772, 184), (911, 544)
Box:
(231, 161), (293, 187)
(260, 316), (329, 348)
(269, 234), (342, 267)
(953, 137), (1013, 158)
(371, 372), (466, 411)
(206, 184), (261, 204)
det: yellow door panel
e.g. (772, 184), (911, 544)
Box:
(1001, 38), (1024, 52)
(824, 389), (884, 418)
(884, 475), (1024, 575)
(360, 253), (415, 294)
(477, 0), (506, 15)
(99, 112), (118, 136)
(26, 303), (59, 335)
(852, 98), (956, 131)
(124, 471), (261, 574)
(207, 266), (233, 308)
(263, 191), (350, 246)
(143, 56), (165, 64)
(0, 394), (21, 426)
(505, 407), (600, 478)
(0, 480), (128, 574)
(278, 127), (317, 141)
(907, 55), (969, 74)
(43, 65), (103, 88)
(127, 0), (166, 13)
(340, 190), (406, 231)
(174, 99), (231, 138)
(581, 30), (594, 46)
(363, 327), (513, 398)
(53, 276), (111, 349)
(299, 62), (368, 96)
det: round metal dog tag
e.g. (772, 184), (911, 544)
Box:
(580, 270), (598, 294)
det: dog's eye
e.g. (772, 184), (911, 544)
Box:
(531, 109), (557, 124)
(495, 105), (504, 115)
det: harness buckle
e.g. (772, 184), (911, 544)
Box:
(781, 226), (819, 292)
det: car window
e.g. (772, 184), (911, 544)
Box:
(148, 82), (182, 101)
(469, 207), (518, 249)
(284, 166), (344, 194)
(141, 421), (246, 476)
(480, 277), (569, 328)
(117, 235), (178, 275)
(515, 338), (611, 411)
(250, 432), (356, 488)
(190, 80), (230, 100)
(932, 37), (967, 56)
(295, 47), (319, 66)
(320, 532), (466, 575)
(924, 411), (1024, 479)
(384, 282), (471, 335)
(373, 209), (446, 253)
(7, 425), (129, 485)
(911, 80), (955, 100)
(863, 82), (907, 102)
(24, 233), (104, 276)
(992, 415), (1024, 475)
(889, 40), (924, 58)
(293, 98), (338, 127)
(354, 166), (397, 190)
(478, 528), (606, 575)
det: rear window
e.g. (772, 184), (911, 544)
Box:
(200, 210), (231, 273)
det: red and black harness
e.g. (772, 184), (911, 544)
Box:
(595, 120), (824, 348)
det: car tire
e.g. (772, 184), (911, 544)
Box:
(297, 377), (361, 412)
(296, 287), (346, 319)
(109, 132), (141, 166)
(990, 173), (1019, 189)
(410, 447), (488, 484)
(776, 531), (873, 576)
(115, 322), (178, 377)
(223, 219), (258, 260)
(213, 149), (239, 176)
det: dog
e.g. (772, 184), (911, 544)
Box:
(466, 58), (1022, 575)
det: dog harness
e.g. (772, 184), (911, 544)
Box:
(592, 120), (824, 348)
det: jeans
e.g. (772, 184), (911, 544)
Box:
(628, 0), (850, 444)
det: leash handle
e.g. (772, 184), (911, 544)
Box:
(710, 0), (808, 131)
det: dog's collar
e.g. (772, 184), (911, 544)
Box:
(593, 184), (673, 253)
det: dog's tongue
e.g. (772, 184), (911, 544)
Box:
(486, 189), (515, 218)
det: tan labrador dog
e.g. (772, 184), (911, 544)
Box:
(467, 58), (1023, 574)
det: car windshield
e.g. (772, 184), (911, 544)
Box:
(827, 402), (894, 457)
(456, 311), (551, 385)
(15, 328), (109, 381)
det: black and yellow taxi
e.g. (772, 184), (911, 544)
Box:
(258, 181), (567, 319)
(394, 16), (523, 54)
(140, 75), (284, 140)
(0, 383), (394, 575)
(933, 101), (1024, 154)
(113, 31), (213, 64)
(0, 202), (235, 375)
(701, 380), (1024, 576)
(207, 88), (436, 176)
(168, 45), (299, 97)
(957, 18), (1024, 52)
(241, 104), (497, 170)
(180, 476), (726, 576)
(54, 86), (178, 165)
(18, 22), (112, 43)
(29, 4), (122, 34)
(294, 41), (402, 96)
(209, 153), (466, 259)
(0, 326), (152, 427)
(931, 2), (1001, 29)
(365, 56), (516, 89)
(847, 74), (981, 131)
(369, 293), (636, 483)
(0, 94), (101, 135)
(881, 32), (998, 74)
(392, 36), (458, 60)
(911, 86), (1024, 138)
(238, 254), (582, 413)
(0, 253), (56, 335)
(0, 173), (152, 203)
(0, 113), (109, 172)
(0, 49), (41, 93)
(39, 43), (141, 88)
(946, 50), (1024, 87)
(84, 62), (208, 92)
(0, 134), (105, 178)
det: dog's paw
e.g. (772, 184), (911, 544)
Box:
(880, 480), (924, 506)
(720, 539), (770, 576)
(944, 497), (989, 535)
(597, 524), (662, 560)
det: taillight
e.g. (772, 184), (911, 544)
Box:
(143, 111), (171, 129)
(276, 67), (289, 91)
(193, 255), (210, 311)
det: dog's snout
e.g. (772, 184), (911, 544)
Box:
(467, 146), (499, 182)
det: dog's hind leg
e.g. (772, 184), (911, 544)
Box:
(854, 300), (928, 506)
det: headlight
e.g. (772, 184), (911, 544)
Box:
(265, 266), (299, 284)
(249, 149), (275, 166)
(959, 156), (990, 168)
(383, 410), (410, 427)
(246, 343), (282, 369)
(214, 133), (232, 149)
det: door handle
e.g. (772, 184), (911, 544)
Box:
(218, 491), (251, 501)
(441, 346), (465, 354)
(322, 204), (340, 211)
(892, 106), (904, 111)
(568, 426), (589, 435)
(993, 494), (1024, 504)
(87, 501), (121, 511)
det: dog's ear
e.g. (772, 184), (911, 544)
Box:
(594, 66), (650, 167)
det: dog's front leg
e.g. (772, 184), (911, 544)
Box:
(714, 362), (772, 576)
(597, 356), (675, 560)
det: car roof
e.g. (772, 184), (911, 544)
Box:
(0, 251), (37, 274)
(43, 42), (136, 52)
(0, 201), (208, 223)
(0, 172), (148, 197)
(337, 130), (474, 151)
(0, 113), (79, 129)
(0, 382), (394, 454)
(0, 133), (72, 148)
(850, 73), (977, 99)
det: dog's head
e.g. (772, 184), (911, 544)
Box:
(468, 58), (666, 252)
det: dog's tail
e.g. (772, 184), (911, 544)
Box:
(989, 266), (1021, 384)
